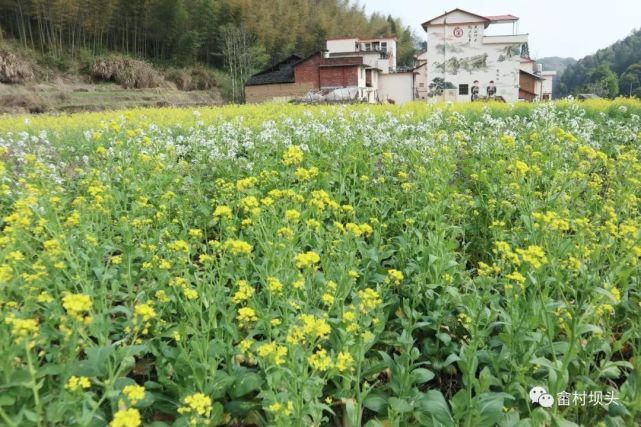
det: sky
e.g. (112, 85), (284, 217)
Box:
(360, 0), (640, 59)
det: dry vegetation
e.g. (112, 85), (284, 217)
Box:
(0, 48), (223, 114)
(0, 49), (34, 83)
(164, 66), (218, 91)
(90, 56), (170, 89)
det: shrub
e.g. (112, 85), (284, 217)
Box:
(164, 69), (192, 91)
(165, 66), (217, 91)
(90, 56), (166, 89)
(188, 66), (217, 90)
(0, 49), (34, 83)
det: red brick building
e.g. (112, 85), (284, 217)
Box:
(245, 52), (376, 103)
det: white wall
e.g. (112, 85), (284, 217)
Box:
(379, 73), (414, 104)
(541, 71), (556, 98)
(425, 19), (526, 102)
(358, 52), (383, 70)
(358, 66), (366, 88)
(327, 38), (358, 53)
(327, 38), (397, 74)
(415, 51), (428, 100)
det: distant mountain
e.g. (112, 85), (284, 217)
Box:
(556, 29), (641, 98)
(537, 57), (577, 75)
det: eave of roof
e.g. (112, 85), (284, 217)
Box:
(319, 63), (364, 68)
(329, 51), (383, 56)
(421, 8), (491, 30)
(485, 14), (519, 23)
(245, 73), (295, 86)
(326, 36), (397, 42)
(246, 55), (303, 86)
(520, 69), (544, 80)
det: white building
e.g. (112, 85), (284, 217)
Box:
(324, 37), (416, 104)
(326, 37), (397, 73)
(379, 72), (415, 104)
(421, 9), (530, 103)
(414, 49), (428, 100)
(540, 71), (556, 100)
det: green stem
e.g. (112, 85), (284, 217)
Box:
(25, 346), (43, 427)
(0, 406), (18, 427)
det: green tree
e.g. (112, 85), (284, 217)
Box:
(221, 24), (267, 103)
(584, 64), (619, 98)
(619, 63), (641, 97)
(558, 29), (641, 97)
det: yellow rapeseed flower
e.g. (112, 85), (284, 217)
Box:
(282, 145), (304, 166)
(65, 376), (91, 392)
(62, 293), (93, 321)
(336, 351), (354, 372)
(223, 239), (253, 255)
(110, 408), (141, 427)
(178, 392), (213, 417)
(213, 205), (233, 219)
(358, 288), (382, 312)
(385, 269), (404, 285)
(256, 342), (288, 365)
(308, 348), (332, 371)
(237, 307), (258, 324)
(294, 251), (320, 269)
(122, 384), (145, 405)
(134, 303), (156, 322)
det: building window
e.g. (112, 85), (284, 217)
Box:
(355, 42), (360, 51)
(381, 42), (387, 52)
(365, 43), (371, 51)
(419, 82), (425, 88)
(459, 84), (469, 95)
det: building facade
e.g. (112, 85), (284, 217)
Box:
(246, 10), (553, 104)
(245, 52), (375, 103)
(540, 71), (556, 100)
(414, 49), (428, 100)
(421, 9), (530, 103)
(246, 36), (416, 104)
(326, 37), (397, 73)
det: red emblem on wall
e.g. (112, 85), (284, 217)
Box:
(453, 27), (464, 38)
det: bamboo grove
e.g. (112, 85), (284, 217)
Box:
(0, 0), (418, 67)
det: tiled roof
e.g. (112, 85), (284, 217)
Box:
(485, 14), (519, 22)
(246, 52), (368, 87)
(421, 8), (490, 29)
(245, 55), (302, 86)
(520, 69), (544, 80)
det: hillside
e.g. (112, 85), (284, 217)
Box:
(556, 29), (641, 98)
(0, 45), (225, 113)
(0, 0), (419, 106)
(536, 57), (576, 75)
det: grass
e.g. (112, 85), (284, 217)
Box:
(0, 82), (223, 114)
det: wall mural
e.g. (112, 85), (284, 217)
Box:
(433, 53), (488, 75)
(434, 43), (465, 54)
(498, 45), (522, 62)
(426, 77), (455, 97)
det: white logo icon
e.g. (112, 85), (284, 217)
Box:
(538, 393), (554, 408)
(529, 386), (554, 408)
